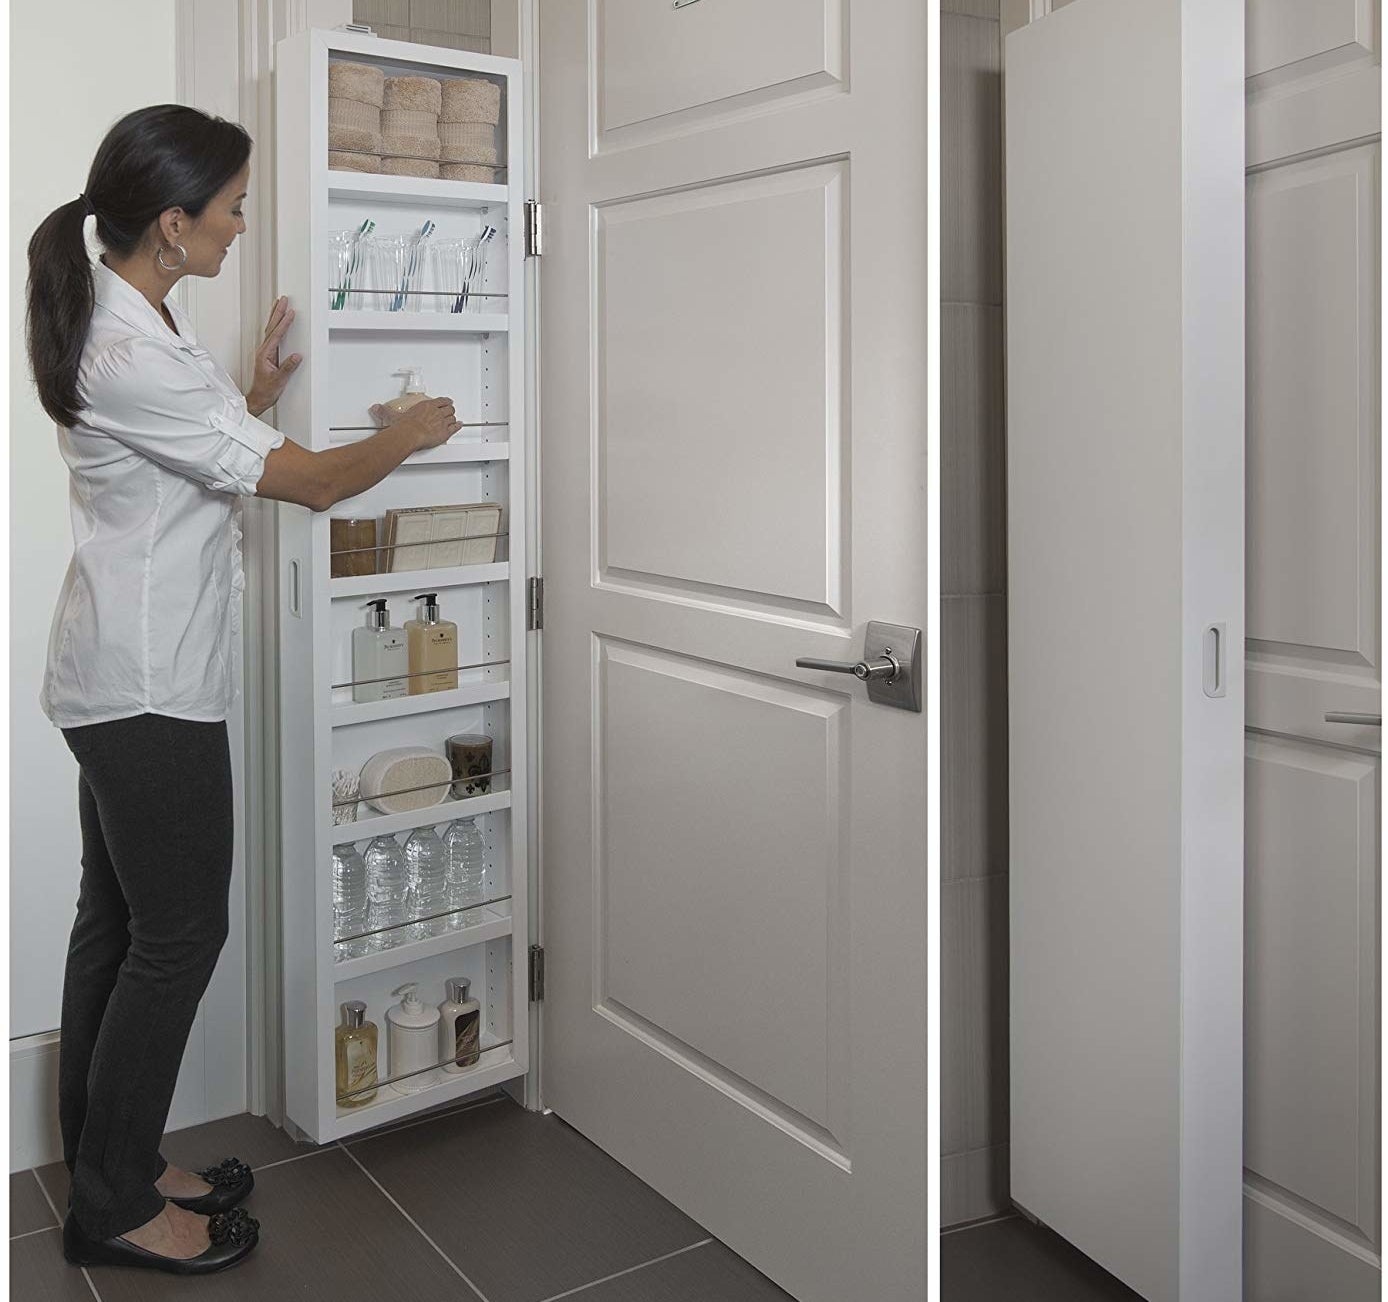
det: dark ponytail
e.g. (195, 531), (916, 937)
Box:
(26, 105), (252, 427)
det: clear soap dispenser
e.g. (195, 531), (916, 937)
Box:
(405, 592), (459, 695)
(352, 599), (408, 703)
(386, 982), (442, 1094)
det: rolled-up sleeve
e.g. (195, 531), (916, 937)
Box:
(84, 336), (286, 496)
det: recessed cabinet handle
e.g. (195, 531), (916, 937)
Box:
(288, 559), (301, 618)
(1324, 711), (1381, 726)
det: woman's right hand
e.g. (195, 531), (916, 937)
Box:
(371, 397), (461, 451)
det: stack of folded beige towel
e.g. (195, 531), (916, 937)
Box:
(328, 62), (385, 172)
(381, 75), (444, 178)
(325, 64), (503, 183)
(439, 76), (503, 182)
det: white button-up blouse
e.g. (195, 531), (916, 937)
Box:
(39, 260), (286, 728)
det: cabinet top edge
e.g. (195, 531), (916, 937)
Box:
(295, 27), (523, 80)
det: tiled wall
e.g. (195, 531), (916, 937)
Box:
(352, 0), (492, 52)
(941, 0), (1009, 1228)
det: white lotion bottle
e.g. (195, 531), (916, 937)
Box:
(352, 599), (409, 703)
(386, 982), (442, 1094)
(438, 977), (481, 1073)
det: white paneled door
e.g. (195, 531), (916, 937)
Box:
(537, 3), (929, 1300)
(1006, 2), (1245, 1300)
(1244, 2), (1381, 1298)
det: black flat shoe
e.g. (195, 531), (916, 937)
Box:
(63, 1207), (260, 1274)
(165, 1157), (254, 1214)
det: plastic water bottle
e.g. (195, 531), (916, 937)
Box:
(442, 818), (487, 923)
(364, 835), (409, 950)
(404, 826), (448, 939)
(331, 842), (369, 959)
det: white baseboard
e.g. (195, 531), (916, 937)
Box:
(11, 1032), (64, 1173)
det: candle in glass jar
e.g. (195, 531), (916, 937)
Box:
(446, 733), (492, 799)
(330, 517), (379, 578)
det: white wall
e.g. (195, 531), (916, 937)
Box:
(10, 0), (178, 1041)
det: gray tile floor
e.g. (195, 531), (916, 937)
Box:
(12, 1094), (793, 1302)
(941, 1214), (1142, 1301)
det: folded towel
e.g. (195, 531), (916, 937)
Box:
(440, 162), (503, 183)
(328, 97), (381, 133)
(381, 156), (441, 179)
(382, 132), (442, 161)
(442, 77), (501, 124)
(328, 150), (382, 174)
(329, 60), (385, 107)
(328, 124), (382, 155)
(384, 75), (443, 115)
(439, 121), (498, 165)
(381, 107), (438, 134)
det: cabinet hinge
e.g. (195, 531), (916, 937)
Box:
(528, 945), (546, 1002)
(524, 200), (544, 257)
(527, 576), (544, 631)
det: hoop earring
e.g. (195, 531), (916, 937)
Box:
(156, 243), (188, 271)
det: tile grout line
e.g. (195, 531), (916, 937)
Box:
(11, 1224), (60, 1242)
(336, 1140), (492, 1302)
(32, 1168), (59, 1229)
(251, 1146), (339, 1174)
(534, 1238), (716, 1302)
(31, 1166), (102, 1302)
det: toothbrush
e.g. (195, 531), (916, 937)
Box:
(394, 219), (434, 311)
(334, 218), (374, 311)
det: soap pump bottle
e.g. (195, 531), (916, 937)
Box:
(386, 982), (442, 1094)
(405, 592), (459, 695)
(335, 1000), (379, 1107)
(438, 977), (481, 1073)
(384, 367), (430, 417)
(352, 599), (409, 703)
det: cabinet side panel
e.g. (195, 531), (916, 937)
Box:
(274, 28), (326, 1138)
(1178, 0), (1245, 1296)
(1005, 4), (1184, 1299)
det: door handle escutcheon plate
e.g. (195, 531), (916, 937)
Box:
(797, 621), (922, 712)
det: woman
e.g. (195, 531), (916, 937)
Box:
(26, 105), (459, 1276)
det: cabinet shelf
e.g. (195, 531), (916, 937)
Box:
(332, 908), (513, 981)
(327, 170), (507, 209)
(331, 561), (509, 600)
(401, 441), (511, 466)
(332, 678), (510, 727)
(328, 310), (507, 334)
(337, 788), (512, 844)
(332, 1041), (520, 1137)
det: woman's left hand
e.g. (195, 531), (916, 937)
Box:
(245, 297), (303, 416)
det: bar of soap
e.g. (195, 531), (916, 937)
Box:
(359, 748), (452, 814)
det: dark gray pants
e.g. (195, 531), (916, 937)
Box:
(59, 713), (233, 1240)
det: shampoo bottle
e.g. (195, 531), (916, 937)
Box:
(438, 977), (481, 1073)
(405, 593), (459, 695)
(335, 1000), (379, 1107)
(386, 982), (442, 1094)
(352, 599), (409, 703)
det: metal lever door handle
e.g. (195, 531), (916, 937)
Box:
(794, 621), (922, 712)
(1325, 711), (1382, 726)
(795, 652), (901, 683)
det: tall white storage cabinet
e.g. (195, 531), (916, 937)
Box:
(273, 30), (528, 1143)
(1006, 2), (1244, 1300)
